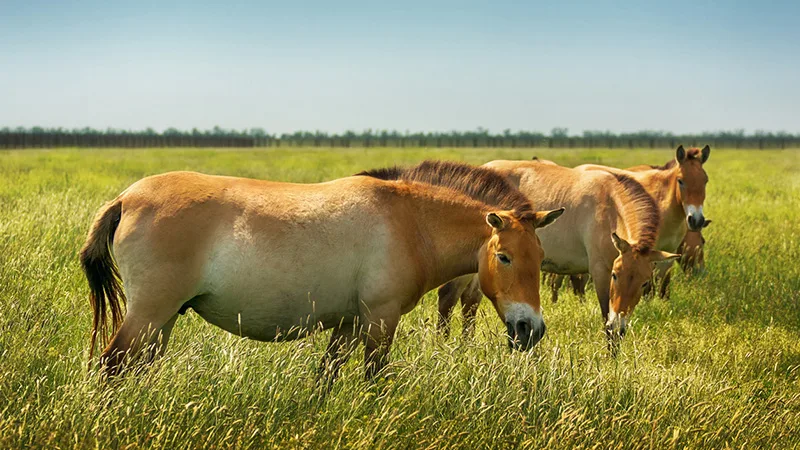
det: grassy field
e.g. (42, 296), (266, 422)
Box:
(1, 146), (799, 449)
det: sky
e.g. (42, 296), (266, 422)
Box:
(1, 0), (798, 135)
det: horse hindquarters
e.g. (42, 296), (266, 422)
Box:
(81, 198), (188, 376)
(101, 258), (199, 375)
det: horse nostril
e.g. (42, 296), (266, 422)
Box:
(686, 214), (694, 227)
(505, 321), (515, 339)
(516, 320), (531, 341)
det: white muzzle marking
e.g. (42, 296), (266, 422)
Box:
(606, 310), (628, 334)
(505, 303), (542, 329)
(686, 204), (703, 217)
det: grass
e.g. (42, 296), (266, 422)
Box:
(0, 146), (799, 449)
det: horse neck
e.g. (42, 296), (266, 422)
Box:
(411, 197), (491, 292)
(607, 180), (659, 250)
(636, 168), (685, 231)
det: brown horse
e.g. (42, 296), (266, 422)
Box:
(579, 145), (711, 297)
(679, 219), (710, 272)
(657, 218), (711, 295)
(438, 160), (678, 348)
(80, 161), (563, 382)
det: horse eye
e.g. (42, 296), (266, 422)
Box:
(677, 178), (685, 187)
(611, 272), (617, 281)
(496, 253), (511, 265)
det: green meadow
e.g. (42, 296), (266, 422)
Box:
(1, 147), (799, 449)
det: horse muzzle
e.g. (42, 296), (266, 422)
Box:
(506, 318), (546, 351)
(605, 312), (628, 355)
(686, 205), (705, 231)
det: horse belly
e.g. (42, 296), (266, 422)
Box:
(191, 289), (355, 342)
(193, 236), (362, 342)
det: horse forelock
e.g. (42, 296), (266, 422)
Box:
(685, 147), (703, 160)
(610, 173), (660, 253)
(356, 160), (533, 217)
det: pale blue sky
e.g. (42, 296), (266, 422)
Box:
(1, 1), (798, 134)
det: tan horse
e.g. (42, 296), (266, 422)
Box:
(679, 219), (710, 272)
(579, 145), (711, 297)
(439, 160), (678, 348)
(658, 218), (711, 294)
(80, 161), (563, 382)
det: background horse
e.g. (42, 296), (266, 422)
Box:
(679, 219), (711, 272)
(80, 160), (562, 383)
(579, 145), (710, 297)
(439, 160), (677, 348)
(657, 218), (711, 294)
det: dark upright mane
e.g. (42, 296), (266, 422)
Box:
(649, 159), (677, 170)
(610, 172), (660, 253)
(356, 160), (534, 217)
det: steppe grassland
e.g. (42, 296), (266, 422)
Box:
(0, 147), (798, 449)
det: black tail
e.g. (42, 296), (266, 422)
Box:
(79, 199), (125, 360)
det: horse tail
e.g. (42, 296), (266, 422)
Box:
(79, 199), (125, 360)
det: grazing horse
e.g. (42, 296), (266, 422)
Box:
(579, 145), (711, 297)
(661, 219), (711, 292)
(438, 160), (678, 348)
(678, 219), (710, 272)
(658, 219), (711, 294)
(80, 161), (563, 383)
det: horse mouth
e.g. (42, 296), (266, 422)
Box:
(506, 322), (545, 351)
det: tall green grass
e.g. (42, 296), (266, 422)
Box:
(1, 147), (799, 449)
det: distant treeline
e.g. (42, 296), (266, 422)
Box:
(1, 126), (798, 149)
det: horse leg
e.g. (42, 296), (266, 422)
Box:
(589, 264), (614, 353)
(654, 261), (674, 299)
(550, 274), (564, 303)
(571, 274), (588, 302)
(101, 307), (180, 377)
(460, 275), (482, 339)
(659, 269), (672, 299)
(362, 306), (401, 380)
(316, 321), (359, 391)
(437, 276), (468, 337)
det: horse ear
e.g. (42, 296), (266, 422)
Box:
(649, 250), (680, 263)
(611, 232), (631, 253)
(532, 207), (565, 229)
(702, 219), (712, 228)
(701, 145), (710, 164)
(675, 145), (686, 163)
(486, 213), (505, 230)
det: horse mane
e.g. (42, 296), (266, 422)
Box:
(649, 159), (677, 170)
(609, 173), (660, 253)
(356, 160), (534, 217)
